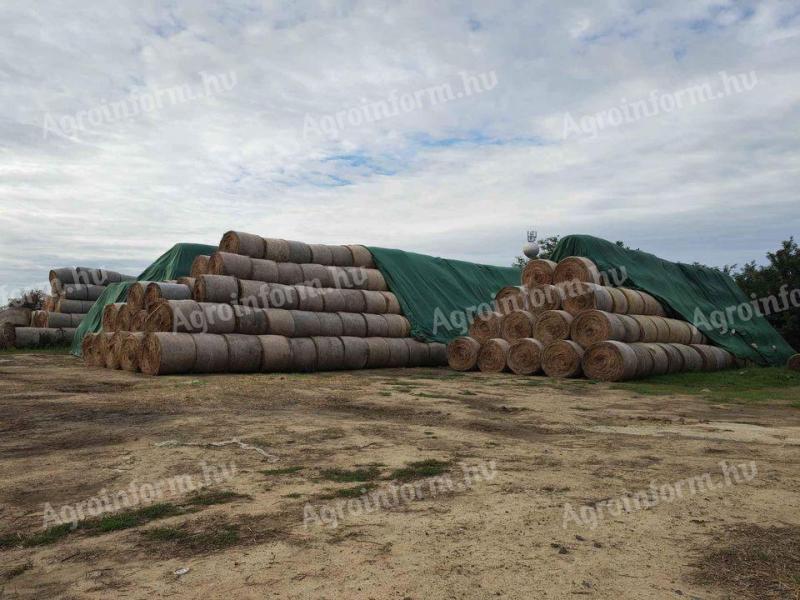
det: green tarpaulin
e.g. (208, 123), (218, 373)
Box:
(366, 247), (521, 343)
(70, 243), (216, 355)
(550, 235), (794, 366)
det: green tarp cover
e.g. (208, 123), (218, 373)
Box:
(550, 235), (794, 366)
(70, 243), (216, 355)
(366, 247), (521, 343)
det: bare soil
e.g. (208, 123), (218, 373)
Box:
(1, 353), (799, 599)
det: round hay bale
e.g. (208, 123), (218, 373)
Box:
(251, 258), (280, 283)
(664, 319), (692, 344)
(232, 305), (268, 335)
(542, 340), (584, 378)
(788, 354), (800, 371)
(259, 335), (293, 372)
(495, 286), (528, 315)
(237, 280), (270, 309)
(618, 288), (646, 314)
(130, 310), (148, 332)
(329, 246), (354, 267)
(627, 342), (655, 378)
(553, 257), (601, 285)
(468, 311), (502, 344)
(119, 332), (144, 372)
(405, 339), (430, 367)
(102, 303), (124, 332)
(427, 342), (448, 366)
(607, 287), (629, 314)
(310, 244), (333, 266)
(477, 338), (510, 373)
(34, 311), (81, 329)
(193, 333), (230, 373)
(386, 338), (410, 368)
(381, 292), (402, 315)
(57, 299), (94, 313)
(447, 337), (481, 371)
(140, 333), (197, 376)
(277, 262), (304, 285)
(321, 289), (347, 312)
(263, 238), (291, 262)
(266, 283), (299, 310)
(384, 314), (411, 338)
(176, 276), (195, 288)
(688, 324), (707, 345)
(673, 344), (703, 371)
(223, 334), (263, 373)
(342, 289), (367, 313)
(340, 336), (369, 369)
(507, 338), (544, 375)
(301, 263), (334, 288)
(106, 332), (126, 369)
(220, 231), (265, 258)
(1, 306), (33, 327)
(286, 240), (312, 264)
(562, 282), (614, 316)
(366, 338), (391, 368)
(194, 275), (238, 304)
(116, 304), (135, 332)
(208, 252), (253, 279)
(616, 314), (642, 343)
(201, 303), (236, 334)
(582, 341), (639, 381)
(365, 269), (388, 292)
(347, 245), (375, 268)
(190, 255), (210, 279)
(81, 332), (98, 366)
(649, 317), (672, 342)
(533, 310), (574, 344)
(656, 343), (684, 373)
(361, 290), (388, 314)
(712, 346), (735, 370)
(145, 299), (205, 333)
(571, 310), (625, 348)
(295, 285), (325, 312)
(259, 309), (294, 336)
(527, 284), (563, 312)
(639, 292), (666, 316)
(500, 310), (537, 342)
(631, 315), (659, 343)
(145, 282), (192, 309)
(522, 259), (558, 287)
(639, 343), (670, 375)
(339, 313), (368, 337)
(364, 314), (390, 337)
(59, 283), (105, 301)
(317, 313), (344, 336)
(292, 311), (321, 337)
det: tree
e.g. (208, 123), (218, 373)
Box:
(2, 288), (46, 311)
(512, 235), (562, 267)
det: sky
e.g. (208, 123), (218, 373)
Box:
(1, 0), (799, 305)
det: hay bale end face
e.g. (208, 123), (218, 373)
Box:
(542, 340), (584, 378)
(446, 336), (481, 371)
(522, 259), (557, 287)
(477, 338), (510, 373)
(507, 338), (544, 375)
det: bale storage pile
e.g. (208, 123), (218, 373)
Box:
(84, 231), (446, 375)
(447, 255), (739, 381)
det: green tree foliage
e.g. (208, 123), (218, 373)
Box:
(513, 235), (561, 267)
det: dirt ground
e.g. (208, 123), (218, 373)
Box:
(1, 353), (799, 599)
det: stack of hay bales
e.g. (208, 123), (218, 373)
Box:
(84, 231), (447, 375)
(448, 255), (738, 381)
(1, 267), (134, 350)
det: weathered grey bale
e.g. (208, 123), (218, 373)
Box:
(232, 305), (266, 335)
(266, 283), (300, 310)
(656, 343), (684, 373)
(301, 263), (334, 288)
(339, 336), (369, 369)
(250, 258), (280, 283)
(32, 311), (84, 329)
(220, 231), (265, 258)
(381, 292), (402, 314)
(277, 262), (304, 285)
(317, 312), (344, 336)
(201, 302), (236, 334)
(386, 338), (410, 368)
(50, 267), (133, 288)
(365, 337), (391, 368)
(322, 289), (347, 312)
(427, 342), (448, 366)
(0, 307), (32, 327)
(292, 311), (321, 337)
(60, 284), (106, 301)
(384, 314), (411, 338)
(339, 312), (368, 337)
(313, 336), (345, 370)
(1, 326), (75, 349)
(264, 238), (291, 262)
(192, 333), (229, 373)
(259, 335), (293, 372)
(195, 275), (238, 304)
(346, 245), (375, 268)
(190, 255), (210, 279)
(57, 299), (94, 314)
(627, 342), (655, 378)
(364, 314), (390, 337)
(119, 332), (144, 372)
(264, 309), (295, 336)
(309, 244), (333, 266)
(145, 282), (192, 309)
(223, 334), (263, 372)
(330, 245), (354, 267)
(361, 291), (387, 314)
(342, 289), (367, 313)
(286, 240), (312, 264)
(176, 277), (196, 289)
(140, 332), (197, 375)
(208, 252), (253, 279)
(638, 343), (670, 375)
(238, 279), (271, 309)
(289, 338), (317, 371)
(146, 299), (206, 333)
(102, 303), (124, 332)
(295, 285), (325, 311)
(404, 339), (430, 367)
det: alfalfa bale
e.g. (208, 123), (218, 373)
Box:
(342, 289), (367, 313)
(339, 312), (368, 337)
(292, 311), (321, 337)
(477, 338), (510, 373)
(347, 245), (375, 268)
(533, 309), (574, 344)
(329, 245), (355, 267)
(223, 334), (263, 372)
(495, 286), (527, 315)
(264, 238), (291, 262)
(620, 288), (646, 314)
(313, 336), (345, 370)
(201, 303), (236, 334)
(289, 338), (317, 371)
(788, 354), (800, 371)
(145, 282), (192, 309)
(140, 332), (197, 375)
(295, 285), (325, 312)
(571, 310), (626, 348)
(250, 258), (280, 283)
(364, 314), (390, 337)
(542, 340), (585, 378)
(259, 335), (293, 372)
(362, 290), (388, 314)
(309, 244), (333, 266)
(507, 338), (544, 375)
(366, 337), (391, 368)
(286, 240), (313, 264)
(468, 311), (502, 344)
(446, 336), (481, 371)
(103, 303), (124, 332)
(522, 259), (558, 287)
(340, 336), (370, 369)
(190, 255), (210, 279)
(405, 339), (430, 367)
(194, 275), (239, 304)
(500, 310), (537, 342)
(146, 299), (206, 333)
(582, 340), (639, 382)
(317, 312), (344, 336)
(638, 343), (670, 375)
(527, 284), (563, 312)
(321, 289), (347, 312)
(220, 231), (265, 258)
(57, 299), (94, 314)
(562, 282), (614, 316)
(384, 314), (411, 338)
(382, 292), (402, 315)
(386, 338), (410, 367)
(119, 332), (144, 372)
(301, 263), (334, 288)
(553, 256), (601, 285)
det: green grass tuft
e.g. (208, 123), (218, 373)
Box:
(262, 466), (304, 476)
(389, 459), (450, 481)
(319, 467), (380, 483)
(184, 490), (249, 506)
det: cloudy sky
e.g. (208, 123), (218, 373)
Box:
(1, 1), (799, 304)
